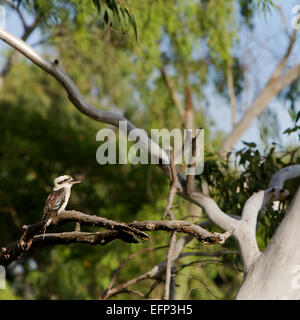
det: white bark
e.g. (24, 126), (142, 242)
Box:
(236, 187), (300, 299)
(186, 191), (238, 232)
(234, 165), (300, 273)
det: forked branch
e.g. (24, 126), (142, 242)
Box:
(0, 210), (232, 267)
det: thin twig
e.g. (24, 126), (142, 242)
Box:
(176, 259), (224, 273)
(100, 270), (153, 300)
(164, 231), (177, 300)
(186, 134), (197, 195)
(226, 57), (237, 127)
(144, 280), (161, 299)
(163, 149), (178, 219)
(160, 66), (186, 124)
(103, 245), (167, 298)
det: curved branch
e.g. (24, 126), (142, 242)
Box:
(268, 164), (300, 189)
(0, 27), (236, 239)
(0, 230), (142, 267)
(0, 210), (232, 267)
(241, 165), (300, 227)
(129, 220), (232, 244)
(226, 58), (237, 127)
(101, 247), (236, 299)
(179, 191), (239, 232)
(160, 66), (186, 123)
(221, 30), (299, 154)
(0, 28), (169, 166)
(30, 230), (141, 247)
(52, 210), (149, 238)
(0, 16), (39, 89)
(234, 164), (300, 273)
(0, 210), (150, 267)
(103, 245), (168, 298)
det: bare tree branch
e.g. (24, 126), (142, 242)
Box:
(31, 230), (141, 247)
(0, 28), (236, 242)
(178, 250), (239, 259)
(221, 30), (299, 154)
(160, 66), (186, 124)
(184, 86), (195, 131)
(179, 190), (238, 232)
(176, 259), (224, 273)
(164, 231), (177, 300)
(101, 248), (234, 299)
(272, 29), (298, 79)
(268, 164), (300, 190)
(273, 4), (291, 38)
(163, 149), (178, 219)
(226, 58), (237, 127)
(186, 135), (197, 196)
(102, 245), (168, 299)
(233, 164), (300, 273)
(0, 210), (150, 267)
(100, 269), (153, 300)
(129, 220), (232, 244)
(4, 27), (288, 283)
(99, 220), (231, 299)
(0, 28), (170, 168)
(162, 149), (178, 299)
(3, 1), (27, 29)
(236, 186), (300, 299)
(101, 248), (236, 300)
(0, 12), (39, 88)
(0, 209), (232, 267)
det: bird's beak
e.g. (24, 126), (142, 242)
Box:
(70, 179), (81, 184)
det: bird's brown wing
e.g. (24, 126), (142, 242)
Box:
(42, 188), (66, 221)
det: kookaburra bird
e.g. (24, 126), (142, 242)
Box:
(42, 175), (81, 229)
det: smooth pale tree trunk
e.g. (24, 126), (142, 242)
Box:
(236, 187), (300, 299)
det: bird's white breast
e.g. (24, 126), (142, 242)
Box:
(58, 186), (71, 213)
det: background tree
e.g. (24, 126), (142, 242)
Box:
(0, 0), (299, 300)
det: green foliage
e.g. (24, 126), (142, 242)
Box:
(0, 0), (297, 300)
(199, 142), (299, 251)
(279, 77), (300, 140)
(0, 282), (20, 300)
(91, 0), (138, 39)
(7, 0), (138, 39)
(238, 0), (275, 28)
(283, 110), (300, 141)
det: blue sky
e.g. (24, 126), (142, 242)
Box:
(205, 0), (300, 151)
(0, 1), (299, 153)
